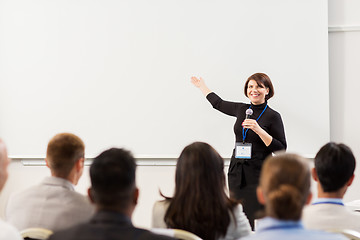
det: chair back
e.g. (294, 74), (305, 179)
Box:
(20, 227), (53, 240)
(329, 229), (360, 240)
(151, 228), (202, 240)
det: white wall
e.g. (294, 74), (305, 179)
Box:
(0, 0), (329, 158)
(328, 0), (360, 202)
(1, 0), (360, 231)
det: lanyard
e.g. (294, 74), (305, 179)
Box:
(312, 201), (344, 206)
(261, 224), (301, 231)
(257, 218), (303, 232)
(242, 104), (268, 142)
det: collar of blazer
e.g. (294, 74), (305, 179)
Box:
(41, 176), (75, 191)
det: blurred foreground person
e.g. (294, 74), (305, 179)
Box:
(152, 142), (251, 240)
(6, 133), (94, 231)
(243, 153), (346, 240)
(303, 142), (360, 232)
(49, 148), (175, 240)
(0, 139), (22, 240)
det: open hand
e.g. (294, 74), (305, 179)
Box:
(191, 76), (205, 88)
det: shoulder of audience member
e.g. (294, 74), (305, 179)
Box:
(0, 219), (23, 240)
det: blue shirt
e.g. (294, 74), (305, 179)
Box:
(243, 217), (347, 240)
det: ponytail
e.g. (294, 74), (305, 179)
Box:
(260, 153), (310, 221)
(266, 184), (304, 220)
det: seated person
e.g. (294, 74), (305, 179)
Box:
(302, 142), (360, 232)
(152, 142), (252, 240)
(0, 139), (23, 240)
(243, 153), (346, 240)
(48, 148), (175, 240)
(6, 133), (94, 231)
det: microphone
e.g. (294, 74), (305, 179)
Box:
(245, 109), (253, 119)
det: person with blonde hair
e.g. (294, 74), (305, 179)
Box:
(243, 153), (346, 240)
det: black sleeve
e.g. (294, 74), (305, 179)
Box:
(206, 92), (241, 117)
(267, 112), (287, 152)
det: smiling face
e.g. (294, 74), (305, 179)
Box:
(243, 73), (274, 103)
(246, 80), (269, 105)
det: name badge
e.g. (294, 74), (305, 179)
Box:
(235, 143), (252, 159)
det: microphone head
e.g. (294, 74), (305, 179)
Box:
(245, 109), (253, 116)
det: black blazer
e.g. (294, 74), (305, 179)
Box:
(48, 210), (176, 240)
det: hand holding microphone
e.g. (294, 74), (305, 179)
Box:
(245, 109), (253, 119)
(243, 109), (261, 133)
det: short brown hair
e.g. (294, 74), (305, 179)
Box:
(244, 73), (274, 100)
(46, 133), (84, 178)
(260, 153), (310, 221)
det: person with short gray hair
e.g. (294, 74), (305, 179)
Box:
(0, 139), (23, 240)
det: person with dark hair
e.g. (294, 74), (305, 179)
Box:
(302, 142), (360, 231)
(152, 142), (251, 240)
(243, 153), (346, 240)
(48, 148), (175, 240)
(191, 73), (287, 229)
(6, 133), (94, 232)
(0, 139), (23, 240)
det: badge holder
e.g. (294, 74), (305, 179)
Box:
(235, 142), (252, 159)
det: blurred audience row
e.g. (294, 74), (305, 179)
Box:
(0, 133), (358, 240)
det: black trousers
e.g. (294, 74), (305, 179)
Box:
(228, 157), (264, 230)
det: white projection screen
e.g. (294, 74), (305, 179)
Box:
(0, 0), (329, 158)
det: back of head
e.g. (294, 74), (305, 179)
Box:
(260, 153), (310, 221)
(46, 133), (85, 178)
(165, 142), (234, 240)
(315, 142), (356, 192)
(90, 148), (136, 211)
(0, 139), (9, 191)
(174, 142), (225, 197)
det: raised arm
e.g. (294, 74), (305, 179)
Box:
(191, 76), (212, 96)
(191, 76), (243, 117)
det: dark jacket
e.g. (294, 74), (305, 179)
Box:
(48, 210), (176, 240)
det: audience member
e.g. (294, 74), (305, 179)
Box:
(152, 142), (251, 240)
(243, 153), (346, 240)
(302, 142), (360, 231)
(48, 148), (175, 240)
(0, 139), (23, 240)
(6, 133), (94, 232)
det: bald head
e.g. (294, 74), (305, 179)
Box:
(0, 139), (5, 160)
(0, 139), (10, 191)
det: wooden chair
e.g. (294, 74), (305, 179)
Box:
(20, 227), (53, 240)
(329, 229), (360, 240)
(151, 228), (202, 240)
